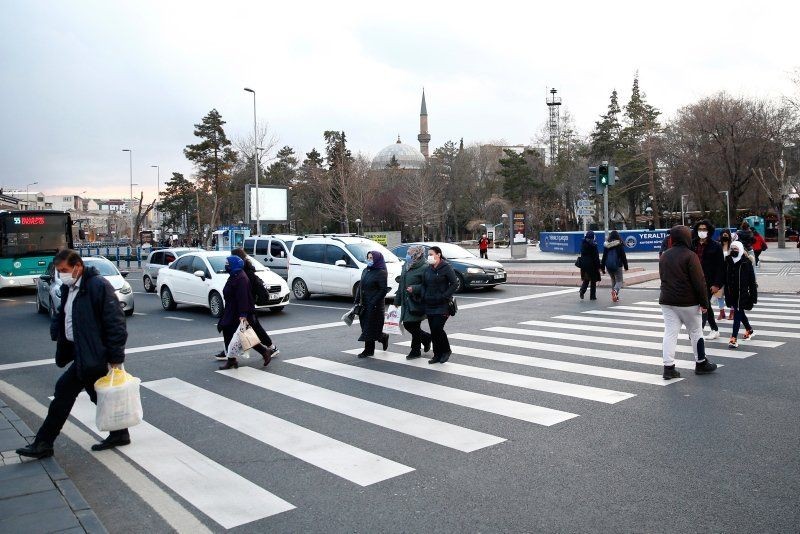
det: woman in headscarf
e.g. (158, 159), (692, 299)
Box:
(421, 246), (458, 364)
(217, 255), (275, 370)
(724, 240), (758, 349)
(579, 230), (602, 300)
(356, 250), (390, 358)
(394, 245), (431, 359)
(716, 229), (734, 320)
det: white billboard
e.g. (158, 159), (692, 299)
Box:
(245, 185), (289, 223)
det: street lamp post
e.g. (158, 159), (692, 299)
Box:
(355, 218), (362, 235)
(244, 87), (261, 235)
(151, 165), (160, 230)
(122, 149), (133, 239)
(25, 181), (38, 208)
(680, 194), (688, 226)
(719, 190), (731, 230)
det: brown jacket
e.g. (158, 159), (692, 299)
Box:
(658, 226), (709, 308)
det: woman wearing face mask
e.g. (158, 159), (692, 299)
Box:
(421, 246), (458, 364)
(578, 230), (602, 300)
(356, 251), (390, 358)
(724, 241), (758, 349)
(217, 255), (275, 370)
(394, 245), (432, 359)
(717, 229), (734, 320)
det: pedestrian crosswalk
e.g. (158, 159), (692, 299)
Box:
(60, 293), (798, 529)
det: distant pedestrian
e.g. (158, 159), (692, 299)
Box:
(600, 230), (628, 302)
(217, 255), (276, 370)
(716, 229), (734, 320)
(724, 241), (758, 348)
(736, 221), (756, 264)
(691, 219), (725, 340)
(478, 234), (489, 259)
(356, 251), (390, 358)
(17, 249), (130, 459)
(752, 230), (767, 266)
(658, 233), (672, 257)
(658, 225), (718, 379)
(422, 246), (458, 364)
(578, 230), (601, 300)
(395, 245), (432, 359)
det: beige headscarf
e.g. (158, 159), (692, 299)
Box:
(408, 245), (426, 264)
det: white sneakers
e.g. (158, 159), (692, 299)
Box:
(705, 330), (720, 340)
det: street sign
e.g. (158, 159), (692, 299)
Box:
(579, 191), (589, 200)
(577, 199), (592, 208)
(577, 208), (596, 216)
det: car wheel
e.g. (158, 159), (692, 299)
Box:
(270, 306), (285, 313)
(160, 286), (177, 311)
(125, 307), (134, 317)
(292, 278), (310, 300)
(143, 275), (155, 293)
(455, 273), (465, 293)
(36, 294), (47, 314)
(209, 291), (224, 318)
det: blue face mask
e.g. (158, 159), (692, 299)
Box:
(405, 254), (412, 263)
(367, 260), (374, 267)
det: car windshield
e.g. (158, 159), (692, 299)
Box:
(345, 242), (400, 264)
(207, 256), (228, 274)
(432, 243), (476, 259)
(85, 260), (119, 276)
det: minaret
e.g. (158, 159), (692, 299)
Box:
(417, 89), (431, 158)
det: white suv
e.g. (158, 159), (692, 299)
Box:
(288, 235), (402, 300)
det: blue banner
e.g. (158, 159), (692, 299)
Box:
(540, 229), (671, 253)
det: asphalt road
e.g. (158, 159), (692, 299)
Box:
(1, 280), (798, 533)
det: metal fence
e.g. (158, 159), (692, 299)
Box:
(76, 246), (154, 269)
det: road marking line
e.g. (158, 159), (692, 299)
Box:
(395, 342), (678, 386)
(342, 349), (635, 404)
(25, 301), (36, 304)
(144, 378), (413, 486)
(590, 306), (800, 324)
(449, 333), (710, 371)
(164, 316), (193, 322)
(489, 326), (754, 359)
(0, 381), (212, 534)
(133, 312), (148, 316)
(289, 302), (353, 310)
(219, 368), (504, 452)
(757, 297), (800, 305)
(0, 359), (54, 372)
(456, 295), (498, 300)
(580, 311), (800, 336)
(548, 317), (783, 348)
(133, 292), (156, 295)
(458, 288), (578, 311)
(0, 298), (15, 302)
(633, 301), (800, 315)
(287, 357), (577, 426)
(70, 393), (295, 528)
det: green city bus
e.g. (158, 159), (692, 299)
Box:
(0, 210), (74, 291)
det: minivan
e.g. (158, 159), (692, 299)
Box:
(242, 235), (296, 279)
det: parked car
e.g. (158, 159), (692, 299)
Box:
(156, 251), (290, 317)
(36, 256), (135, 317)
(241, 235), (296, 279)
(142, 247), (201, 293)
(391, 242), (507, 292)
(288, 235), (402, 300)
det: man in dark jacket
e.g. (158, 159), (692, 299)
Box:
(691, 219), (725, 340)
(658, 226), (718, 379)
(17, 249), (130, 459)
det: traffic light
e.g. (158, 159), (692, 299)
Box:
(588, 166), (598, 197)
(598, 163), (609, 187)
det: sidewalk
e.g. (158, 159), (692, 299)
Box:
(0, 398), (106, 534)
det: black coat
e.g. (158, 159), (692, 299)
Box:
(724, 257), (758, 311)
(580, 240), (602, 282)
(357, 268), (388, 342)
(692, 237), (725, 290)
(243, 260), (269, 305)
(394, 258), (427, 322)
(219, 270), (255, 328)
(422, 259), (458, 315)
(51, 266), (128, 381)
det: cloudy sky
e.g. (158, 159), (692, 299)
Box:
(1, 0), (797, 201)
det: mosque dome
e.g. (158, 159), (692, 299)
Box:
(371, 137), (426, 170)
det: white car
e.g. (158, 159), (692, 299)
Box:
(288, 235), (402, 300)
(157, 251), (290, 317)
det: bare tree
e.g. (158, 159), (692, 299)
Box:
(399, 166), (444, 241)
(132, 191), (157, 246)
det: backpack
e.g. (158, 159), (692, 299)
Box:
(605, 247), (620, 271)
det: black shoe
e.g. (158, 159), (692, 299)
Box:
(438, 351), (452, 364)
(213, 351), (227, 361)
(406, 350), (422, 360)
(219, 358), (238, 370)
(381, 333), (389, 351)
(695, 359), (718, 375)
(91, 432), (131, 452)
(16, 440), (54, 459)
(579, 290), (585, 300)
(357, 351), (373, 358)
(428, 355), (441, 364)
(589, 296), (597, 300)
(422, 337), (431, 353)
(662, 365), (681, 380)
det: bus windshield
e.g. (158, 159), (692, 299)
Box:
(0, 212), (71, 258)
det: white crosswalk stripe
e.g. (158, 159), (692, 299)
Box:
(144, 378), (414, 486)
(756, 297), (800, 306)
(286, 356), (578, 426)
(633, 301), (800, 315)
(70, 393), (295, 529)
(610, 304), (800, 322)
(342, 349), (635, 404)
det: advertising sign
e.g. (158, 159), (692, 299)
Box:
(539, 229), (671, 253)
(245, 185), (289, 224)
(510, 209), (527, 258)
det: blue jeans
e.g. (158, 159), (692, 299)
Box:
(732, 309), (752, 338)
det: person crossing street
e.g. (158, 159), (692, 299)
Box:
(601, 230), (628, 302)
(395, 245), (432, 360)
(724, 241), (758, 348)
(692, 220), (725, 340)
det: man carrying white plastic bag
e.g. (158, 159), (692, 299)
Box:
(17, 249), (136, 459)
(95, 365), (143, 432)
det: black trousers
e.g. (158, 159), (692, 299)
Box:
(427, 314), (451, 356)
(36, 361), (128, 445)
(701, 287), (718, 331)
(403, 321), (431, 352)
(754, 250), (762, 265)
(223, 322), (267, 358)
(250, 315), (272, 346)
(479, 249), (488, 259)
(580, 279), (597, 299)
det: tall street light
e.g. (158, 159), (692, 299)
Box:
(680, 194), (689, 226)
(25, 181), (38, 208)
(719, 190), (731, 230)
(122, 149), (133, 239)
(244, 87), (260, 235)
(151, 165), (160, 228)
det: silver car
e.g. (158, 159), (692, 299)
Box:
(36, 256), (135, 317)
(142, 248), (200, 293)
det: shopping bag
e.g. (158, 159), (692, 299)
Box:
(94, 365), (143, 432)
(383, 305), (403, 336)
(341, 308), (355, 327)
(226, 326), (251, 359)
(238, 323), (260, 351)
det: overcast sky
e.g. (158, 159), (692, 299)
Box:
(1, 0), (798, 201)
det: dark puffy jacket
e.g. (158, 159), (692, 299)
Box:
(394, 258), (427, 322)
(51, 266), (128, 381)
(422, 259), (458, 315)
(243, 259), (269, 305)
(601, 240), (628, 272)
(659, 226), (709, 308)
(737, 228), (754, 250)
(219, 270), (255, 328)
(691, 239), (725, 290)
(580, 239), (602, 282)
(724, 257), (758, 311)
(358, 268), (388, 342)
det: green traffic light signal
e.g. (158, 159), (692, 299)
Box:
(598, 164), (609, 186)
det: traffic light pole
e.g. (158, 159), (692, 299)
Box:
(603, 184), (609, 241)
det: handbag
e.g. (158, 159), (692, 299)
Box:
(238, 323), (260, 351)
(447, 297), (458, 316)
(574, 256), (583, 269)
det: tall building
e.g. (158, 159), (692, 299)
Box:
(417, 89), (431, 158)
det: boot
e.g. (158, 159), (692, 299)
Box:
(662, 365), (681, 380)
(611, 289), (617, 302)
(717, 310), (726, 320)
(438, 351), (452, 364)
(728, 309), (734, 320)
(428, 354), (441, 364)
(422, 335), (432, 354)
(695, 359), (718, 375)
(406, 349), (422, 360)
(253, 344), (273, 367)
(219, 357), (238, 370)
(381, 333), (390, 351)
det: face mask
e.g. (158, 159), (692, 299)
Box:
(405, 254), (412, 263)
(59, 269), (76, 287)
(730, 251), (739, 258)
(367, 260), (374, 267)
(721, 237), (730, 242)
(426, 256), (436, 265)
(698, 231), (708, 239)
(224, 265), (231, 273)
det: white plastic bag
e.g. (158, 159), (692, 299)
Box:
(226, 325), (252, 359)
(383, 305), (403, 336)
(94, 366), (143, 431)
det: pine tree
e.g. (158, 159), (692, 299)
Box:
(266, 146), (299, 186)
(159, 172), (197, 238)
(590, 90), (622, 160)
(498, 149), (535, 204)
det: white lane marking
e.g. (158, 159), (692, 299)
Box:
(609, 305), (800, 321)
(757, 297), (800, 305)
(134, 291), (157, 295)
(25, 301), (36, 304)
(342, 349), (634, 404)
(133, 312), (148, 316)
(633, 301), (800, 315)
(547, 317), (783, 348)
(0, 381), (213, 534)
(70, 394), (294, 528)
(164, 316), (193, 322)
(449, 333), (710, 371)
(289, 302), (353, 310)
(287, 356), (577, 426)
(395, 342), (678, 386)
(220, 368), (504, 452)
(1, 298), (16, 301)
(580, 311), (800, 336)
(0, 359), (53, 372)
(459, 288), (578, 311)
(456, 295), (498, 300)
(144, 378), (412, 486)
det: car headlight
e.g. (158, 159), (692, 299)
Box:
(118, 284), (132, 295)
(466, 267), (485, 274)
